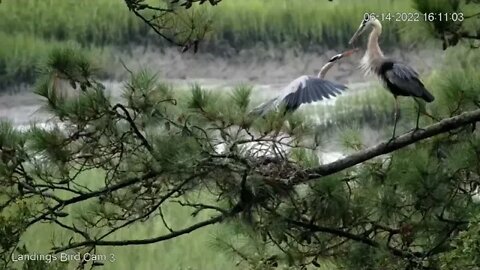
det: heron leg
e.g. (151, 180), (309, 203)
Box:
(411, 99), (426, 136)
(390, 96), (399, 141)
(415, 104), (421, 130)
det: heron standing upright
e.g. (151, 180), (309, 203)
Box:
(250, 49), (358, 116)
(349, 16), (434, 139)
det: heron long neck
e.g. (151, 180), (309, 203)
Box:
(318, 61), (335, 78)
(362, 23), (385, 74)
(368, 24), (384, 59)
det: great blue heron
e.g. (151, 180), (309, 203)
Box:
(250, 49), (357, 117)
(349, 16), (434, 139)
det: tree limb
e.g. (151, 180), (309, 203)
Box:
(291, 108), (480, 184)
(52, 208), (240, 253)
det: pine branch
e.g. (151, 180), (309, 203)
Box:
(52, 205), (243, 253)
(95, 173), (204, 241)
(291, 108), (480, 185)
(112, 103), (154, 153)
(285, 219), (435, 270)
(25, 171), (157, 228)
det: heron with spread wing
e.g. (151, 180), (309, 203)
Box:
(349, 16), (434, 139)
(250, 49), (357, 117)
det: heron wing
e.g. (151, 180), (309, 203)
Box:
(248, 97), (279, 117)
(384, 62), (433, 101)
(282, 76), (348, 111)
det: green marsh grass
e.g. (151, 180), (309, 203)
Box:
(209, 0), (416, 49)
(0, 0), (425, 88)
(1, 0), (416, 49)
(0, 0), (147, 47)
(0, 32), (113, 90)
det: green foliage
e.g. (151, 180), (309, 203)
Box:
(0, 0), (424, 90)
(0, 0), (145, 47)
(230, 85), (253, 113)
(428, 47), (480, 118)
(410, 0), (480, 48)
(2, 26), (480, 270)
(0, 0), (409, 50)
(441, 213), (480, 269)
(210, 0), (411, 49)
(17, 172), (235, 270)
(5, 0), (475, 89)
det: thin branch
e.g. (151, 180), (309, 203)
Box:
(130, 9), (181, 46)
(460, 33), (480, 40)
(175, 201), (229, 216)
(285, 219), (431, 267)
(112, 103), (154, 153)
(26, 171), (157, 228)
(45, 217), (90, 240)
(53, 213), (226, 252)
(52, 196), (246, 253)
(96, 173), (201, 240)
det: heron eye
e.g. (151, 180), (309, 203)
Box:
(362, 16), (370, 25)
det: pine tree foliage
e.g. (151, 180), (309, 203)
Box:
(1, 9), (480, 270)
(409, 0), (480, 49)
(0, 46), (477, 270)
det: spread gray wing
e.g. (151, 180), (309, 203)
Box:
(248, 97), (279, 117)
(282, 76), (348, 111)
(384, 62), (434, 102)
(249, 75), (348, 116)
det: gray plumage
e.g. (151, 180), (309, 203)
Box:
(379, 61), (434, 102)
(349, 16), (435, 138)
(250, 75), (348, 117)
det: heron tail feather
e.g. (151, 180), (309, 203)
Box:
(421, 89), (435, 103)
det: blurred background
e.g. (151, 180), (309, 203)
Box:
(0, 0), (479, 269)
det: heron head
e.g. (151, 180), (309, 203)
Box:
(328, 53), (343, 63)
(348, 15), (379, 45)
(327, 48), (359, 63)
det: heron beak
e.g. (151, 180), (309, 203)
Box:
(341, 48), (359, 57)
(348, 25), (365, 45)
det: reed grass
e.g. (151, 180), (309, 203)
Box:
(0, 0), (425, 89)
(209, 0), (415, 49)
(0, 0), (147, 47)
(0, 32), (112, 90)
(1, 0), (416, 49)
